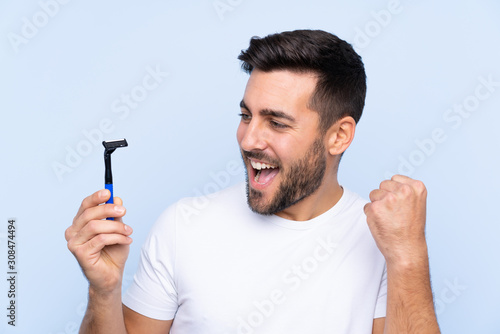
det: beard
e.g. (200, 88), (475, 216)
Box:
(242, 137), (327, 216)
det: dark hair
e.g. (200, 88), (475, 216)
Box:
(238, 29), (366, 134)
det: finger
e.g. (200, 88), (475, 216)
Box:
(75, 219), (132, 245)
(81, 233), (133, 257)
(71, 204), (127, 237)
(363, 202), (371, 215)
(369, 189), (389, 202)
(391, 174), (414, 184)
(392, 175), (427, 195)
(379, 179), (400, 193)
(75, 189), (111, 218)
(388, 175), (426, 198)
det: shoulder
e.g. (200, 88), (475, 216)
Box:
(338, 187), (369, 218)
(336, 187), (382, 253)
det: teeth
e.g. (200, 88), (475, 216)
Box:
(255, 170), (261, 183)
(250, 160), (277, 170)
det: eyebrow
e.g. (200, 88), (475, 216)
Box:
(240, 100), (296, 123)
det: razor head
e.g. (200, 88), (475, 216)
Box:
(103, 139), (128, 154)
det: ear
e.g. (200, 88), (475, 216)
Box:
(325, 116), (356, 156)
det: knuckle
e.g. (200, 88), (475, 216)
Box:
(95, 234), (106, 245)
(386, 192), (397, 203)
(67, 240), (77, 254)
(79, 210), (90, 224)
(400, 184), (412, 196)
(95, 234), (108, 247)
(88, 237), (99, 251)
(368, 190), (376, 201)
(368, 202), (380, 217)
(80, 209), (98, 226)
(363, 203), (371, 213)
(414, 180), (427, 193)
(64, 227), (72, 241)
(86, 220), (99, 233)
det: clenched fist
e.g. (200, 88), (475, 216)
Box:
(364, 175), (428, 265)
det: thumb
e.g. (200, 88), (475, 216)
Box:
(114, 197), (123, 206)
(113, 197), (125, 223)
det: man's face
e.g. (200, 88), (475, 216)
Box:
(236, 69), (327, 216)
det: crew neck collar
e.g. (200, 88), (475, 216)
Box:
(262, 187), (351, 231)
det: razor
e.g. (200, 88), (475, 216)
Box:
(102, 139), (128, 219)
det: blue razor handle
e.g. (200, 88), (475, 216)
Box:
(105, 183), (114, 204)
(105, 183), (114, 220)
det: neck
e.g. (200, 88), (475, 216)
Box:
(274, 177), (343, 221)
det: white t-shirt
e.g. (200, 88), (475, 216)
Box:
(123, 183), (387, 333)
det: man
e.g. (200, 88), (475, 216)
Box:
(66, 30), (440, 333)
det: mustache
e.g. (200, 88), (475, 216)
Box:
(241, 150), (281, 168)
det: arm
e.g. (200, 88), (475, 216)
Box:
(80, 290), (174, 333)
(123, 305), (173, 333)
(66, 190), (173, 333)
(80, 286), (127, 333)
(385, 247), (437, 333)
(365, 175), (440, 334)
(372, 318), (385, 334)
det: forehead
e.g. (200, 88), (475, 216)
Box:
(242, 69), (318, 116)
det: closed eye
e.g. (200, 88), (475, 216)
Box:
(270, 120), (288, 129)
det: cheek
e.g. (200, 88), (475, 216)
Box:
(275, 137), (309, 166)
(236, 123), (245, 145)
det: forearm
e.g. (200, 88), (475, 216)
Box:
(384, 248), (440, 334)
(80, 286), (127, 334)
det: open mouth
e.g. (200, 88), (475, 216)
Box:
(250, 159), (280, 186)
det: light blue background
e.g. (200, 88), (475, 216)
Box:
(1, 0), (499, 333)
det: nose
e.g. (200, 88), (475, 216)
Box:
(238, 118), (268, 152)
